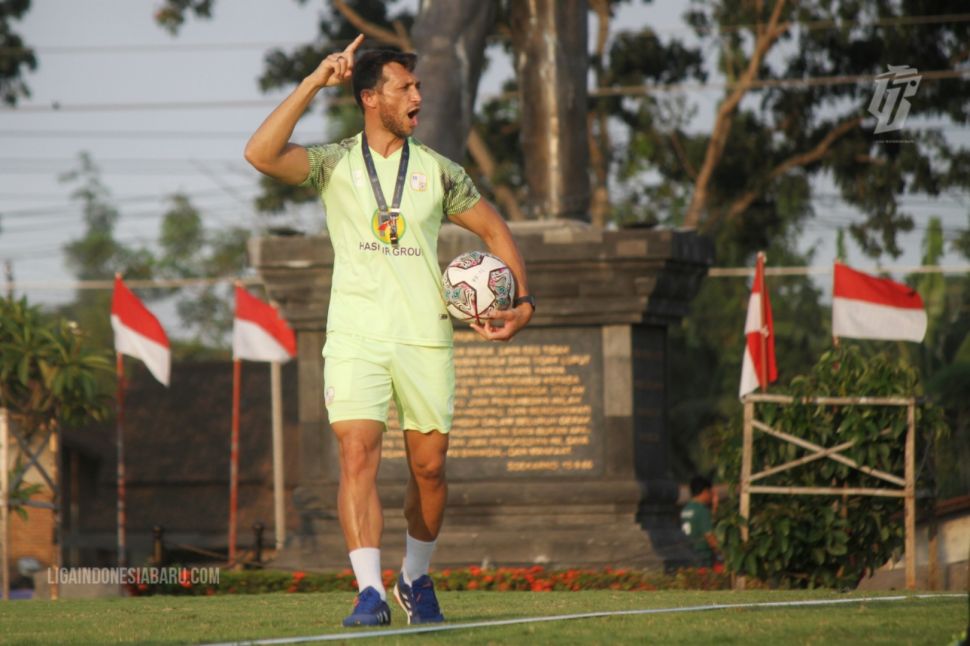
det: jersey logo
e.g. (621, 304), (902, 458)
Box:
(410, 172), (428, 192)
(352, 169), (365, 186)
(371, 209), (408, 245)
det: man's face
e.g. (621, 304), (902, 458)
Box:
(373, 62), (422, 139)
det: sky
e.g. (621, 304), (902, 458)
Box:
(1, 1), (967, 326)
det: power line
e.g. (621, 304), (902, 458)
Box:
(709, 263), (970, 277)
(1, 204), (253, 234)
(0, 186), (260, 219)
(6, 264), (966, 291)
(689, 11), (970, 35)
(0, 41), (304, 55)
(0, 166), (253, 177)
(3, 125), (969, 142)
(7, 275), (262, 291)
(2, 68), (966, 114)
(587, 68), (968, 98)
(0, 128), (325, 140)
(2, 11), (969, 56)
(1, 99), (282, 113)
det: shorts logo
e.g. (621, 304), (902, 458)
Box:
(410, 172), (428, 191)
(325, 386), (336, 406)
(371, 209), (408, 245)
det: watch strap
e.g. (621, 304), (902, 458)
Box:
(513, 295), (536, 311)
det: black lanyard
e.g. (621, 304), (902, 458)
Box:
(361, 131), (409, 246)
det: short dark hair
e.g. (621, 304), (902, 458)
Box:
(690, 475), (712, 497)
(352, 49), (418, 110)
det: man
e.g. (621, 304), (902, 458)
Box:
(244, 35), (534, 627)
(680, 475), (719, 567)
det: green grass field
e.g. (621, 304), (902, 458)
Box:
(0, 590), (965, 645)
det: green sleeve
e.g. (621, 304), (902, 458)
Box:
(441, 159), (481, 216)
(299, 138), (355, 191)
(415, 141), (481, 216)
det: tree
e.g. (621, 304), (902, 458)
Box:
(0, 0), (36, 106)
(58, 153), (154, 349)
(910, 217), (970, 498)
(155, 194), (249, 349)
(674, 0), (970, 260)
(0, 296), (112, 516)
(58, 154), (249, 351)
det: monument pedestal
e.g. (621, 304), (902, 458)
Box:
(251, 220), (712, 570)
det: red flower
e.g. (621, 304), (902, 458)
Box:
(467, 581), (479, 590)
(178, 569), (192, 588)
(292, 571), (306, 582)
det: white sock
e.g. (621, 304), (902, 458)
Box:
(349, 547), (386, 600)
(402, 534), (437, 584)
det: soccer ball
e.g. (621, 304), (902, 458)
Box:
(442, 251), (515, 323)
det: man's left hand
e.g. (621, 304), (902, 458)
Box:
(469, 303), (533, 342)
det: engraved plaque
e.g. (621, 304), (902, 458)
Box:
(380, 326), (603, 479)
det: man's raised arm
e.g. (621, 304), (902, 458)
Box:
(244, 34), (365, 185)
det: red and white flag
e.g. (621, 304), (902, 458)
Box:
(111, 275), (170, 386)
(739, 253), (778, 398)
(232, 285), (296, 362)
(832, 262), (926, 342)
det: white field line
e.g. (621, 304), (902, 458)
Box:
(202, 593), (965, 645)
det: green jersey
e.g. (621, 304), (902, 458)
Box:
(680, 500), (714, 563)
(301, 133), (481, 346)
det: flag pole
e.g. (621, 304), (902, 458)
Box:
(116, 352), (127, 568)
(270, 361), (285, 551)
(229, 358), (241, 566)
(1, 408), (10, 601)
(757, 252), (769, 392)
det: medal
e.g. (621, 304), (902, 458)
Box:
(361, 131), (409, 246)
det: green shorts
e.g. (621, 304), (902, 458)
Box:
(322, 332), (455, 433)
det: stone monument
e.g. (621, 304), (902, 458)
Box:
(251, 219), (712, 570)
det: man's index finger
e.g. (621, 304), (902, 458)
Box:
(344, 34), (365, 55)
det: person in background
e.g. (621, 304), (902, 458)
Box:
(680, 475), (720, 567)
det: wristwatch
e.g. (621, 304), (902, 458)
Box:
(513, 295), (536, 311)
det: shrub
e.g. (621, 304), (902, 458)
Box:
(129, 566), (731, 596)
(709, 344), (949, 588)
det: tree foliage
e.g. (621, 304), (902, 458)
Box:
(0, 0), (35, 106)
(678, 0), (970, 258)
(709, 345), (948, 588)
(0, 292), (111, 523)
(0, 296), (112, 434)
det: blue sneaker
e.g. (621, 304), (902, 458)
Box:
(342, 587), (391, 627)
(393, 573), (445, 625)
